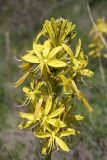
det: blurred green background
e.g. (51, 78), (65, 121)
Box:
(0, 0), (107, 159)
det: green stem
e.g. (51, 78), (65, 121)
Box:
(45, 152), (51, 160)
(98, 57), (106, 87)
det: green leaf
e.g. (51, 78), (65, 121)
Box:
(22, 54), (40, 63)
(48, 107), (64, 118)
(44, 96), (52, 116)
(55, 136), (70, 152)
(48, 46), (62, 59)
(34, 132), (51, 138)
(75, 39), (81, 57)
(62, 43), (74, 57)
(48, 59), (67, 68)
(14, 72), (29, 87)
(19, 112), (34, 120)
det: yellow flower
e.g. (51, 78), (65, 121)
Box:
(75, 115), (84, 121)
(22, 40), (66, 73)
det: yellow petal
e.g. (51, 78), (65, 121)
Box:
(33, 43), (42, 58)
(43, 40), (51, 57)
(48, 107), (64, 118)
(19, 112), (34, 120)
(55, 136), (70, 152)
(48, 46), (62, 59)
(60, 128), (76, 137)
(18, 121), (33, 129)
(22, 54), (40, 63)
(48, 59), (67, 68)
(34, 132), (51, 138)
(62, 43), (74, 57)
(44, 96), (52, 116)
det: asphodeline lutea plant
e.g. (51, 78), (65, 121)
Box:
(15, 18), (94, 158)
(88, 18), (107, 86)
(89, 18), (107, 59)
